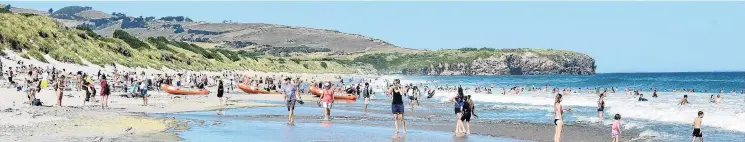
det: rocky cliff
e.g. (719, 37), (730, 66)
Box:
(362, 49), (596, 76)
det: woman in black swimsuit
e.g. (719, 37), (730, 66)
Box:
(554, 93), (566, 142)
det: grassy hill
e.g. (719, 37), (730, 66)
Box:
(0, 13), (363, 73)
(0, 10), (595, 75)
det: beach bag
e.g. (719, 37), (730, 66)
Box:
(32, 99), (42, 106)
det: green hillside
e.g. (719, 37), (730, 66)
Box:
(0, 12), (594, 75)
(0, 13), (361, 73)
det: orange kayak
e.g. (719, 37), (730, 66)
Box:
(309, 86), (358, 100)
(162, 85), (209, 95)
(237, 84), (280, 94)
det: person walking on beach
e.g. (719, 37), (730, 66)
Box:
(283, 77), (300, 125)
(554, 94), (565, 142)
(452, 87), (466, 136)
(140, 79), (149, 106)
(691, 111), (704, 142)
(611, 114), (622, 142)
(462, 95), (478, 135)
(320, 82), (334, 121)
(363, 82), (372, 113)
(389, 79), (407, 138)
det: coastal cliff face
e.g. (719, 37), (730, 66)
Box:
(397, 51), (596, 76)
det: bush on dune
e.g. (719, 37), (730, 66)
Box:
(113, 30), (149, 49)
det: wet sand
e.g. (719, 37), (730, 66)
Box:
(166, 100), (645, 142)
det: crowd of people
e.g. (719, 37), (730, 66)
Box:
(2, 55), (738, 142)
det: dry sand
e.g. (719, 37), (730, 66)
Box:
(0, 85), (289, 141)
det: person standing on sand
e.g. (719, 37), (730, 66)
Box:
(82, 74), (91, 106)
(140, 78), (149, 106)
(217, 80), (225, 106)
(320, 82), (334, 121)
(100, 75), (110, 109)
(283, 77), (301, 125)
(692, 111), (704, 142)
(56, 75), (65, 107)
(554, 94), (567, 142)
(389, 79), (407, 138)
(611, 114), (622, 142)
(7, 67), (14, 88)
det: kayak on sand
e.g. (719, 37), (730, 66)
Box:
(237, 83), (280, 94)
(162, 84), (209, 95)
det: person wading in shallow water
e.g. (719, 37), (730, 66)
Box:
(691, 111), (704, 142)
(451, 87), (466, 136)
(389, 79), (407, 138)
(283, 77), (300, 125)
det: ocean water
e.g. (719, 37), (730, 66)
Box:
(397, 72), (745, 92)
(389, 72), (745, 141)
(159, 72), (744, 142)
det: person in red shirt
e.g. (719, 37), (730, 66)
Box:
(320, 83), (334, 121)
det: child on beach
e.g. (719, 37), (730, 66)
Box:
(611, 114), (621, 142)
(692, 111), (704, 142)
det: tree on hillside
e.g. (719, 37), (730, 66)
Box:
(48, 8), (53, 15)
(3, 4), (10, 10)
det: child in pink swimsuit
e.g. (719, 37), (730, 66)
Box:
(612, 114), (622, 142)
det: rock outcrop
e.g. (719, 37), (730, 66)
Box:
(400, 52), (595, 76)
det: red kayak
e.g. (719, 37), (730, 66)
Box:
(237, 84), (280, 94)
(162, 85), (209, 95)
(309, 86), (358, 100)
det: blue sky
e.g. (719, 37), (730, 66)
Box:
(4, 1), (744, 73)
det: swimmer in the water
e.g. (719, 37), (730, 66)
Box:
(709, 95), (716, 103)
(715, 95), (723, 104)
(679, 95), (689, 105)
